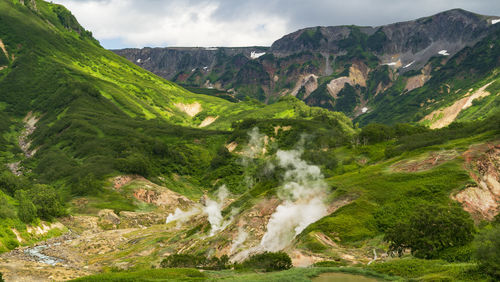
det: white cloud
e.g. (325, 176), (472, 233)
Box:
(53, 0), (287, 48)
(53, 0), (500, 49)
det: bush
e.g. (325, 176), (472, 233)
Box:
(242, 252), (292, 272)
(29, 185), (65, 220)
(0, 198), (16, 219)
(14, 190), (37, 223)
(474, 225), (500, 279)
(359, 123), (394, 144)
(384, 203), (475, 259)
(160, 254), (198, 268)
(160, 254), (229, 270)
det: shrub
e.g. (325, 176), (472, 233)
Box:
(29, 185), (65, 220)
(0, 198), (16, 219)
(160, 254), (229, 270)
(474, 225), (500, 279)
(242, 252), (292, 272)
(384, 203), (475, 259)
(160, 254), (198, 268)
(359, 123), (394, 144)
(14, 190), (37, 223)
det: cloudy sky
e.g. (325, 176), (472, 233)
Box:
(53, 0), (500, 49)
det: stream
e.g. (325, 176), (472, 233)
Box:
(23, 242), (65, 266)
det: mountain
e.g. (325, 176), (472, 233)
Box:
(0, 1), (499, 281)
(115, 9), (500, 125)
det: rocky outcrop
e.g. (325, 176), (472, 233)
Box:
(271, 9), (495, 69)
(113, 47), (268, 79)
(453, 143), (500, 220)
(113, 9), (500, 119)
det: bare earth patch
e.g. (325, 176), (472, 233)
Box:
(326, 63), (368, 98)
(199, 116), (218, 127)
(174, 102), (202, 117)
(0, 39), (9, 59)
(290, 74), (318, 99)
(453, 143), (500, 220)
(392, 150), (457, 172)
(423, 81), (494, 129)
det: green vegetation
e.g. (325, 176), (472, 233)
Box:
(239, 252), (292, 272)
(72, 268), (206, 282)
(474, 225), (500, 279)
(384, 203), (475, 258)
(368, 258), (487, 281)
(0, 2), (499, 281)
(160, 254), (230, 270)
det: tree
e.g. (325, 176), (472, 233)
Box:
(15, 190), (37, 223)
(359, 123), (395, 144)
(474, 225), (500, 279)
(71, 173), (101, 196)
(242, 252), (292, 272)
(384, 203), (475, 259)
(29, 185), (64, 220)
(0, 197), (16, 219)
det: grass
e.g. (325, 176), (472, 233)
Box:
(72, 268), (206, 281)
(73, 267), (400, 282)
(368, 258), (489, 281)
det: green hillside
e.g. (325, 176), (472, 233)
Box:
(0, 1), (498, 281)
(0, 0), (354, 254)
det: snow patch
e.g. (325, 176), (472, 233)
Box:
(362, 107), (368, 113)
(403, 61), (415, 68)
(203, 66), (208, 70)
(492, 19), (500, 25)
(438, 50), (450, 56)
(384, 62), (398, 66)
(250, 51), (266, 59)
(204, 47), (218, 51)
(136, 58), (141, 63)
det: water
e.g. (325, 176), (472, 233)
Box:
(312, 272), (379, 282)
(24, 244), (64, 266)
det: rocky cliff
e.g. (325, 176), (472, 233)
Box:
(113, 9), (500, 123)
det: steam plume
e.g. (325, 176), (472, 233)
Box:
(205, 185), (232, 236)
(260, 149), (328, 251)
(230, 226), (249, 254)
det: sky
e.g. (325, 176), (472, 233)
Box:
(52, 0), (500, 49)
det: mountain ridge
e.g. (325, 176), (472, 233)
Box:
(114, 8), (500, 125)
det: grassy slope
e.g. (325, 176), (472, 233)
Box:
(0, 0), (356, 253)
(0, 1), (498, 281)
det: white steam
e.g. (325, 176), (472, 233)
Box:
(259, 149), (328, 252)
(242, 127), (266, 160)
(205, 185), (232, 236)
(165, 185), (233, 236)
(230, 226), (249, 254)
(240, 127), (268, 188)
(166, 207), (202, 227)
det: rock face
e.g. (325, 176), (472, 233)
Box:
(113, 47), (267, 80)
(454, 143), (500, 220)
(113, 9), (500, 121)
(272, 9), (491, 67)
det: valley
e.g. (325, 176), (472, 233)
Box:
(0, 0), (498, 281)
